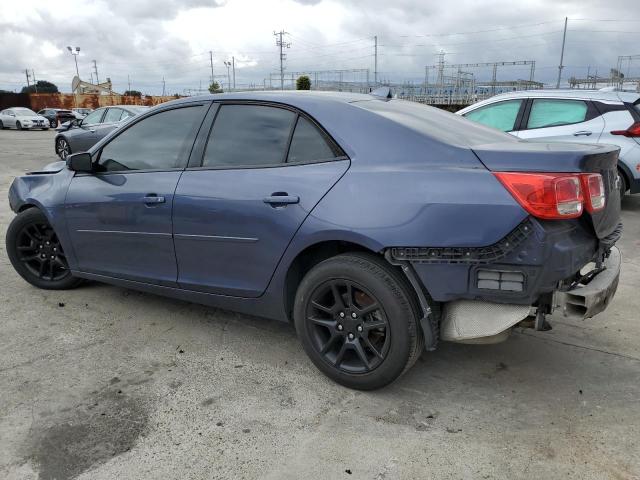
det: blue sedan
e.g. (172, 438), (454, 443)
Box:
(6, 91), (622, 389)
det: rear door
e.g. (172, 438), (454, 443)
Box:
(93, 107), (124, 141)
(173, 102), (349, 297)
(72, 108), (106, 151)
(517, 98), (605, 142)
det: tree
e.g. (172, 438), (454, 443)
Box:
(208, 81), (223, 94)
(296, 75), (311, 90)
(123, 90), (142, 97)
(21, 80), (58, 94)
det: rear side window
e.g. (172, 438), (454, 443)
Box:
(103, 108), (123, 123)
(464, 100), (523, 132)
(287, 116), (337, 163)
(203, 104), (295, 167)
(97, 105), (205, 172)
(527, 99), (588, 129)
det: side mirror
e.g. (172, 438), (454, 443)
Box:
(66, 152), (93, 173)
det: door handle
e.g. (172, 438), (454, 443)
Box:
(143, 194), (165, 204)
(263, 193), (299, 207)
(573, 130), (592, 136)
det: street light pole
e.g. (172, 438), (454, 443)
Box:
(67, 46), (81, 78)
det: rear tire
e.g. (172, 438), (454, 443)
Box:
(0, 120), (5, 129)
(618, 170), (628, 203)
(294, 252), (423, 390)
(6, 209), (82, 290)
(50, 119), (58, 128)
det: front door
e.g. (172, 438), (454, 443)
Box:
(65, 103), (209, 285)
(516, 98), (605, 142)
(173, 103), (349, 297)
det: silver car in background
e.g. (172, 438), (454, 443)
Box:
(54, 105), (149, 159)
(457, 89), (640, 198)
(0, 108), (49, 130)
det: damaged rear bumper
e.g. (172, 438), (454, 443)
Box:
(439, 247), (621, 342)
(554, 246), (621, 320)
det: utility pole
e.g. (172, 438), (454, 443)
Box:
(162, 76), (166, 96)
(92, 60), (99, 84)
(209, 51), (214, 84)
(31, 69), (38, 92)
(25, 69), (31, 89)
(556, 17), (568, 89)
(127, 74), (131, 93)
(232, 56), (236, 91)
(274, 30), (290, 90)
(374, 35), (378, 86)
(224, 61), (232, 92)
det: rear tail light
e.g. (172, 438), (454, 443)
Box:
(611, 121), (640, 137)
(581, 173), (605, 213)
(495, 172), (606, 219)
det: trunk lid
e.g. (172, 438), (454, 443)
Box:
(472, 141), (621, 239)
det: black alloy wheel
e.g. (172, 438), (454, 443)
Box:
(6, 209), (81, 290)
(294, 253), (424, 390)
(306, 279), (391, 374)
(50, 118), (58, 128)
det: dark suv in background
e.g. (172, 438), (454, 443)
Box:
(37, 108), (76, 128)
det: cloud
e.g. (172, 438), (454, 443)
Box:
(0, 0), (639, 94)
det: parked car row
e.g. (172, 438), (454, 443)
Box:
(457, 88), (640, 199)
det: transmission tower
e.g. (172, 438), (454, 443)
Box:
(274, 30), (290, 90)
(92, 60), (99, 84)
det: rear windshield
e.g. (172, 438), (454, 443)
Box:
(633, 100), (640, 119)
(353, 99), (517, 147)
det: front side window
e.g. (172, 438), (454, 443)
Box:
(287, 116), (338, 163)
(464, 100), (523, 132)
(97, 105), (205, 172)
(103, 108), (123, 123)
(82, 109), (104, 125)
(527, 99), (588, 129)
(203, 104), (295, 167)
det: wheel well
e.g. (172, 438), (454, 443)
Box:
(17, 204), (37, 213)
(618, 165), (630, 192)
(283, 240), (376, 322)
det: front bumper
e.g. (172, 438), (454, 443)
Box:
(554, 246), (621, 320)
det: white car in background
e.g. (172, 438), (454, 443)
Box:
(457, 89), (640, 198)
(0, 107), (49, 130)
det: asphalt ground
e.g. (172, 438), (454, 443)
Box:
(1, 129), (639, 480)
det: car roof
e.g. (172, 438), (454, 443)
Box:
(473, 88), (640, 104)
(163, 90), (373, 108)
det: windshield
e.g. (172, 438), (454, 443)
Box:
(15, 109), (37, 117)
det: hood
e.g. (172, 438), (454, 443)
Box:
(27, 160), (67, 175)
(55, 121), (76, 132)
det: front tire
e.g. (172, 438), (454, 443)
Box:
(6, 209), (81, 290)
(16, 121), (22, 130)
(294, 252), (423, 390)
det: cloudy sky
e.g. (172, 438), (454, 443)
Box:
(1, 0), (639, 94)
